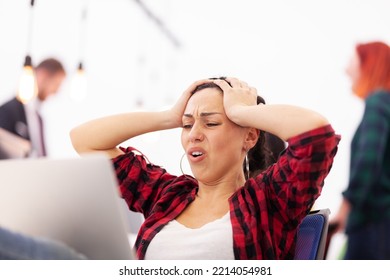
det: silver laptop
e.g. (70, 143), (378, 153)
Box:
(0, 154), (136, 260)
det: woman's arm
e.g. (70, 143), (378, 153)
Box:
(213, 78), (329, 141)
(70, 111), (176, 158)
(70, 79), (210, 158)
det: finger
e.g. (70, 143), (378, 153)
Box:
(249, 86), (257, 95)
(212, 79), (232, 92)
(227, 77), (251, 89)
(225, 77), (241, 88)
(240, 81), (249, 88)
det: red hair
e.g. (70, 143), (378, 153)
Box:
(354, 41), (390, 99)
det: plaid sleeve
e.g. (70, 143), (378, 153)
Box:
(261, 124), (341, 221)
(111, 147), (177, 217)
(343, 92), (390, 208)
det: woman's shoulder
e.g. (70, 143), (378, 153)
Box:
(365, 90), (390, 115)
(367, 90), (390, 103)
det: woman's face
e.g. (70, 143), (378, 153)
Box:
(345, 50), (361, 89)
(181, 87), (248, 184)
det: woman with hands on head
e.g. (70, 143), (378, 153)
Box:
(70, 77), (340, 260)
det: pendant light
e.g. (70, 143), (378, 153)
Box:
(69, 1), (88, 103)
(17, 0), (38, 104)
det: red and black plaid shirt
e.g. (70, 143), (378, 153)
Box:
(112, 124), (340, 260)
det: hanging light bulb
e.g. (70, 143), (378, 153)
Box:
(17, 0), (37, 104)
(17, 55), (38, 104)
(69, 62), (87, 103)
(69, 1), (89, 103)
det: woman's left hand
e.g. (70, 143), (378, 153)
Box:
(213, 77), (258, 126)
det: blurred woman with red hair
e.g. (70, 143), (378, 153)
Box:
(331, 41), (390, 259)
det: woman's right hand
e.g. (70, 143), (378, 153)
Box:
(168, 79), (212, 128)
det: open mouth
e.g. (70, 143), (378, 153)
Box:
(191, 151), (203, 158)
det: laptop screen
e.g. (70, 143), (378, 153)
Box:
(0, 154), (136, 260)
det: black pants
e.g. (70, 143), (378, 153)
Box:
(345, 219), (390, 260)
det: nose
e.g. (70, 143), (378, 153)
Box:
(188, 123), (204, 142)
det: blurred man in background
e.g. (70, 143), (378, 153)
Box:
(0, 58), (66, 159)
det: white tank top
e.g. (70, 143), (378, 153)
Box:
(145, 212), (234, 260)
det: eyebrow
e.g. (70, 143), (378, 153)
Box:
(183, 112), (222, 118)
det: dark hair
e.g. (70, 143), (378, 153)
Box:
(191, 77), (279, 178)
(264, 133), (286, 165)
(35, 58), (66, 75)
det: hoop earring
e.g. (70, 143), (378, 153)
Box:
(180, 153), (186, 176)
(245, 153), (250, 180)
(180, 153), (193, 180)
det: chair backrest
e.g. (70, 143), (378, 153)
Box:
(294, 208), (330, 260)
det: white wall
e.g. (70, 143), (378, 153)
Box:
(1, 0), (390, 258)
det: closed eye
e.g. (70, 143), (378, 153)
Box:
(207, 123), (220, 127)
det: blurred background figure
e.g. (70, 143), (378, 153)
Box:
(0, 58), (66, 159)
(330, 41), (390, 259)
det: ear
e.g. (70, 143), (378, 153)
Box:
(244, 128), (260, 150)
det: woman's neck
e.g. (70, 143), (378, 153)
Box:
(196, 173), (245, 202)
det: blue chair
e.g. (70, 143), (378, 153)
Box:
(294, 208), (330, 260)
